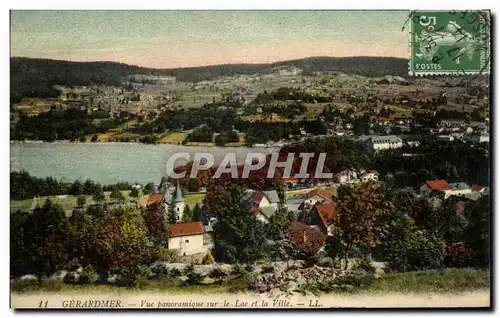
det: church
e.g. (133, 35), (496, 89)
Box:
(145, 181), (207, 256)
(146, 181), (186, 221)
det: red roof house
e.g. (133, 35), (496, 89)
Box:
(314, 203), (338, 228)
(285, 221), (328, 255)
(169, 222), (205, 237)
(426, 180), (452, 191)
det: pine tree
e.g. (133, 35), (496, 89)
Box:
(210, 185), (269, 263)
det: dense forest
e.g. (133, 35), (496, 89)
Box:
(11, 56), (409, 103)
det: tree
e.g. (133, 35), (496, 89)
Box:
(181, 205), (194, 223)
(142, 205), (169, 247)
(386, 214), (445, 272)
(30, 199), (71, 281)
(70, 180), (84, 195)
(193, 203), (202, 222)
(77, 195), (86, 207)
(130, 188), (140, 199)
(210, 185), (269, 263)
(10, 210), (35, 277)
(92, 189), (105, 204)
(110, 188), (125, 203)
(336, 182), (390, 269)
(464, 195), (490, 266)
(143, 182), (155, 195)
(265, 207), (295, 241)
(88, 206), (152, 282)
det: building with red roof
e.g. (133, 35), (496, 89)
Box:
(420, 179), (453, 198)
(168, 222), (207, 256)
(285, 221), (328, 256)
(310, 202), (338, 235)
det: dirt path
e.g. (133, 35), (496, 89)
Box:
(11, 290), (490, 308)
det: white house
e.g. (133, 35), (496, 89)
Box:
(366, 135), (403, 152)
(472, 132), (489, 143)
(449, 182), (472, 197)
(301, 188), (334, 209)
(436, 135), (454, 142)
(168, 222), (206, 256)
(420, 180), (452, 198)
(249, 189), (280, 223)
(334, 170), (357, 184)
(360, 171), (379, 182)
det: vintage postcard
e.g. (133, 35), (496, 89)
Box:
(9, 10), (491, 309)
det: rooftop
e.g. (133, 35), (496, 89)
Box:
(147, 193), (163, 205)
(306, 188), (334, 202)
(370, 135), (403, 143)
(450, 182), (470, 191)
(315, 203), (338, 227)
(285, 221), (328, 255)
(169, 222), (205, 237)
(263, 190), (281, 204)
(426, 180), (452, 191)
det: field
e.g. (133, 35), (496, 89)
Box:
(158, 132), (188, 144)
(10, 190), (146, 215)
(184, 193), (206, 209)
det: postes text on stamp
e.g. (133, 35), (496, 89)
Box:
(409, 10), (490, 76)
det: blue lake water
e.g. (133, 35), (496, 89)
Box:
(10, 142), (278, 185)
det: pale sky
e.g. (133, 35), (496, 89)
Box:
(11, 10), (409, 68)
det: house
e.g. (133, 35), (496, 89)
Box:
(420, 180), (452, 198)
(334, 170), (357, 184)
(360, 171), (379, 182)
(471, 184), (485, 193)
(303, 188), (334, 206)
(249, 189), (280, 223)
(472, 132), (489, 143)
(366, 135), (403, 152)
(284, 195), (307, 215)
(284, 221), (328, 256)
(168, 222), (206, 256)
(309, 203), (338, 236)
(436, 135), (454, 142)
(449, 182), (472, 197)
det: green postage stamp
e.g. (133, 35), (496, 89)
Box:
(409, 10), (490, 75)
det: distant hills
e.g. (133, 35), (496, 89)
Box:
(10, 56), (409, 103)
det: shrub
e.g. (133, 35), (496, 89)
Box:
(66, 258), (81, 272)
(169, 268), (182, 278)
(208, 267), (228, 279)
(244, 264), (254, 273)
(63, 272), (78, 285)
(202, 252), (215, 265)
(40, 280), (64, 292)
(136, 265), (153, 281)
(185, 271), (203, 285)
(333, 272), (374, 291)
(11, 279), (40, 293)
(318, 257), (335, 268)
(183, 264), (195, 276)
(352, 255), (376, 273)
(155, 248), (178, 263)
(260, 265), (274, 274)
(200, 277), (215, 285)
(151, 265), (169, 279)
(79, 267), (98, 284)
(231, 264), (244, 277)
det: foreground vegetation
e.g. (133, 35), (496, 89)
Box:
(11, 268), (489, 295)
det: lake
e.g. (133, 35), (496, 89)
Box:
(10, 142), (278, 185)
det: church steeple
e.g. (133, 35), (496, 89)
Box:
(173, 181), (184, 203)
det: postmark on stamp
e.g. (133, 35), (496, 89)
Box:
(408, 10), (491, 76)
